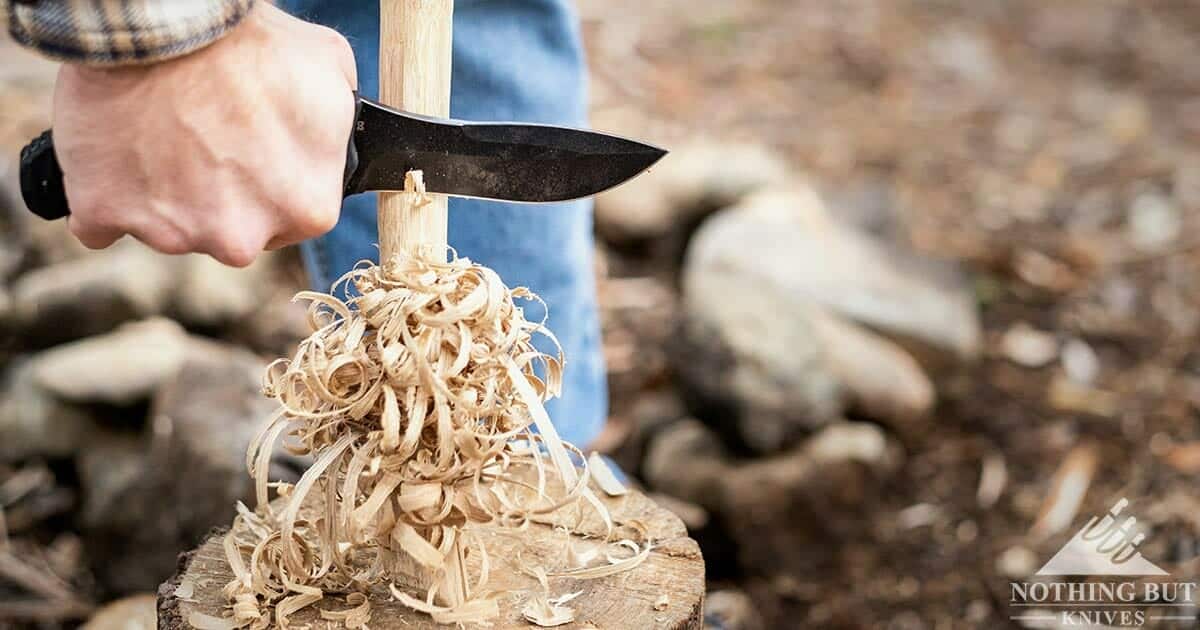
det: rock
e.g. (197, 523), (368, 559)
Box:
(10, 241), (178, 345)
(76, 431), (148, 528)
(1127, 190), (1181, 253)
(716, 422), (901, 578)
(594, 139), (789, 243)
(81, 593), (157, 630)
(999, 322), (1058, 368)
(642, 419), (729, 510)
(676, 267), (841, 453)
(704, 589), (764, 630)
(996, 546), (1037, 579)
(234, 287), (311, 355)
(30, 318), (189, 405)
(802, 421), (897, 468)
(600, 275), (677, 398)
(1061, 338), (1100, 385)
(685, 186), (981, 361)
(646, 418), (901, 579)
(81, 338), (303, 593)
(676, 184), (971, 450)
(809, 309), (934, 432)
(604, 389), (687, 477)
(173, 253), (275, 328)
(22, 218), (92, 266)
(0, 358), (97, 461)
(648, 492), (709, 531)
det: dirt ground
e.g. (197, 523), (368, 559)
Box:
(577, 0), (1200, 628)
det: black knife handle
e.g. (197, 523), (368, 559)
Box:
(19, 130), (69, 221)
(18, 93), (365, 222)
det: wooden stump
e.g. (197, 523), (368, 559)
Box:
(157, 484), (705, 629)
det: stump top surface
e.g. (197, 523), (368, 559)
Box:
(159, 483), (704, 629)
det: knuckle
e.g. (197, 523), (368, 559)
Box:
(209, 236), (261, 268)
(141, 229), (192, 256)
(293, 202), (339, 238)
(67, 218), (114, 249)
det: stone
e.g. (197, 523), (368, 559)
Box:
(605, 389), (687, 477)
(594, 139), (789, 243)
(996, 546), (1037, 579)
(809, 309), (934, 432)
(0, 358), (97, 461)
(642, 419), (729, 511)
(81, 338), (303, 593)
(675, 267), (841, 453)
(1000, 322), (1058, 368)
(234, 287), (311, 355)
(802, 421), (896, 469)
(172, 252), (275, 328)
(1127, 191), (1181, 253)
(80, 593), (157, 630)
(703, 589), (764, 630)
(30, 318), (189, 405)
(22, 217), (92, 266)
(676, 184), (971, 450)
(76, 431), (148, 528)
(10, 241), (178, 345)
(645, 418), (901, 579)
(716, 422), (901, 578)
(685, 186), (981, 360)
(1061, 338), (1100, 385)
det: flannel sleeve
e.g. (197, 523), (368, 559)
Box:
(6, 0), (256, 66)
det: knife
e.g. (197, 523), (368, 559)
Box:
(18, 93), (667, 221)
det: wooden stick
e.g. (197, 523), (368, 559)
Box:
(377, 0), (453, 266)
(376, 0), (467, 608)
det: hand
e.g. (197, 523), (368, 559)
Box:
(51, 3), (357, 267)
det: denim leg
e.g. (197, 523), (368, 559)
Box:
(281, 1), (606, 448)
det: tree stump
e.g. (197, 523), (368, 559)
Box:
(157, 482), (705, 629)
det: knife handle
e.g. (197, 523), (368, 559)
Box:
(18, 94), (364, 222)
(19, 130), (69, 221)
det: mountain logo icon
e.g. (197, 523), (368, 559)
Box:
(1036, 498), (1168, 576)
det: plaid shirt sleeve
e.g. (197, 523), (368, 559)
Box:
(6, 0), (256, 66)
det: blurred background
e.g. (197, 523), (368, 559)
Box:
(2, 0), (1200, 628)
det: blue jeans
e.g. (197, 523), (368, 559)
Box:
(282, 0), (606, 448)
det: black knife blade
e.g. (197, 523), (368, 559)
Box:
(344, 97), (666, 202)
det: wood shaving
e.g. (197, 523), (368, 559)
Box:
(587, 452), (628, 497)
(213, 193), (626, 628)
(522, 593), (575, 627)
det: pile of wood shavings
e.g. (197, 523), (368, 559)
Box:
(188, 188), (639, 629)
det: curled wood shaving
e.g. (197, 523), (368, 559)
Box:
(522, 593), (575, 627)
(318, 593), (371, 628)
(217, 228), (619, 626)
(551, 540), (652, 580)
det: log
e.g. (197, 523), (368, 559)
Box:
(156, 480), (705, 629)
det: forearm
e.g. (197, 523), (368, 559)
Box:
(6, 0), (255, 66)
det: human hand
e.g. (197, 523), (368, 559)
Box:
(51, 3), (357, 267)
